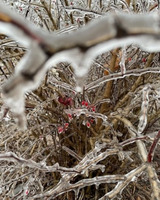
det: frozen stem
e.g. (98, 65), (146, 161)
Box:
(113, 115), (160, 199)
(99, 164), (147, 200)
(0, 152), (78, 173)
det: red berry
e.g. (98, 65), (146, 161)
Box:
(25, 190), (29, 195)
(64, 123), (69, 129)
(58, 96), (73, 106)
(66, 98), (73, 106)
(68, 114), (73, 122)
(90, 119), (94, 124)
(128, 57), (131, 61)
(86, 121), (90, 128)
(68, 114), (72, 118)
(142, 58), (146, 62)
(58, 97), (64, 104)
(58, 127), (64, 134)
(91, 106), (96, 112)
(82, 101), (85, 105)
(85, 101), (88, 106)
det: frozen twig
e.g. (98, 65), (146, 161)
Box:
(64, 6), (103, 16)
(64, 108), (109, 126)
(148, 130), (160, 162)
(1, 2), (160, 127)
(30, 143), (120, 199)
(86, 67), (160, 91)
(0, 152), (78, 173)
(99, 164), (147, 200)
(113, 115), (160, 200)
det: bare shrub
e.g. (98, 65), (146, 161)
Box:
(0, 0), (160, 199)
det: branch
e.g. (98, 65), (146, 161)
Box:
(1, 2), (160, 128)
(86, 67), (160, 91)
(99, 164), (147, 200)
(148, 130), (160, 162)
(30, 143), (120, 199)
(113, 115), (160, 200)
(0, 152), (78, 173)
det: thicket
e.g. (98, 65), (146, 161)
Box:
(0, 0), (160, 200)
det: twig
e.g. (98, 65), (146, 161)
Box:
(99, 164), (147, 200)
(113, 115), (160, 199)
(148, 130), (160, 162)
(0, 152), (78, 173)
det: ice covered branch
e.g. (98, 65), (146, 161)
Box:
(112, 115), (160, 200)
(29, 142), (120, 199)
(1, 2), (160, 128)
(0, 152), (78, 173)
(99, 164), (147, 200)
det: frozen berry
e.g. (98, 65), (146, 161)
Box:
(58, 127), (64, 134)
(64, 123), (69, 129)
(86, 121), (91, 128)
